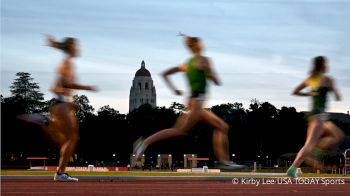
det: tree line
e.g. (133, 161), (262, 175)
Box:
(1, 72), (349, 168)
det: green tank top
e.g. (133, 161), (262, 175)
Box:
(186, 57), (207, 94)
(307, 74), (329, 115)
(310, 87), (329, 115)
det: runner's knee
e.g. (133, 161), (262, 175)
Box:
(300, 145), (313, 155)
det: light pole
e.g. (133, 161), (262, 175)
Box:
(266, 155), (269, 168)
(113, 154), (116, 166)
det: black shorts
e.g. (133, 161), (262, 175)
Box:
(307, 108), (329, 121)
(50, 95), (71, 107)
(191, 91), (206, 100)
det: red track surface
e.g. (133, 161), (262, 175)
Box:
(2, 180), (350, 196)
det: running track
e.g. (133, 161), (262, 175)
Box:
(2, 180), (350, 196)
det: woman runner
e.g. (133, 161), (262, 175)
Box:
(287, 56), (344, 178)
(134, 34), (245, 170)
(18, 36), (96, 181)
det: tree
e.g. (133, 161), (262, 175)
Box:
(9, 72), (45, 113)
(41, 98), (58, 113)
(249, 98), (261, 111)
(97, 105), (120, 118)
(169, 102), (185, 113)
(73, 94), (95, 122)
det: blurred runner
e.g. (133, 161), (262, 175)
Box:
(134, 34), (245, 170)
(287, 56), (344, 178)
(18, 36), (96, 181)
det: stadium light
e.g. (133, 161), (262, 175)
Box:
(113, 154), (116, 157)
(184, 154), (186, 157)
(169, 154), (172, 157)
(232, 154), (235, 157)
(192, 154), (195, 157)
(158, 154), (161, 157)
(142, 154), (145, 157)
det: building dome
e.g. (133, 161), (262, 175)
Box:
(135, 60), (151, 77)
(129, 60), (157, 112)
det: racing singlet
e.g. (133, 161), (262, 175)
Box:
(186, 56), (207, 97)
(307, 73), (329, 115)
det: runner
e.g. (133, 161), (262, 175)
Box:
(18, 36), (96, 181)
(134, 34), (245, 170)
(287, 56), (344, 178)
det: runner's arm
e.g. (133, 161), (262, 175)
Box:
(161, 65), (184, 95)
(329, 77), (341, 101)
(203, 57), (221, 85)
(292, 80), (312, 96)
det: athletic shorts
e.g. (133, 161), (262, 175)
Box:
(190, 91), (206, 101)
(55, 94), (73, 103)
(308, 112), (329, 121)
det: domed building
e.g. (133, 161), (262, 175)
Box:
(129, 60), (157, 112)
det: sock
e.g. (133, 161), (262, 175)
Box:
(287, 166), (296, 174)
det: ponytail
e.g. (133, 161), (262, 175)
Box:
(48, 37), (76, 54)
(178, 32), (201, 53)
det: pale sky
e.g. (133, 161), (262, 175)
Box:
(1, 0), (349, 114)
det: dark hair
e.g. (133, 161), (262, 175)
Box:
(52, 37), (76, 54)
(311, 56), (327, 76)
(185, 36), (201, 53)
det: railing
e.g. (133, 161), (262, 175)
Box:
(26, 157), (48, 170)
(344, 149), (350, 175)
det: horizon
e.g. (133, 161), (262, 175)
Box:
(2, 69), (349, 115)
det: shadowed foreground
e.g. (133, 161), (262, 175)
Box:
(2, 179), (350, 196)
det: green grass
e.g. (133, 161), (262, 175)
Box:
(1, 170), (348, 178)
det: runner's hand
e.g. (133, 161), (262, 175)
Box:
(174, 89), (182, 96)
(86, 85), (98, 91)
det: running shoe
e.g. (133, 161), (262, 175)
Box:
(133, 137), (145, 160)
(54, 172), (78, 182)
(214, 161), (246, 170)
(286, 167), (298, 178)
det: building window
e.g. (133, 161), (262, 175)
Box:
(138, 82), (142, 90)
(145, 82), (149, 90)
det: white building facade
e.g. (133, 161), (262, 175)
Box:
(129, 60), (156, 112)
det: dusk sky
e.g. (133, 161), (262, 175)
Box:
(1, 0), (349, 114)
